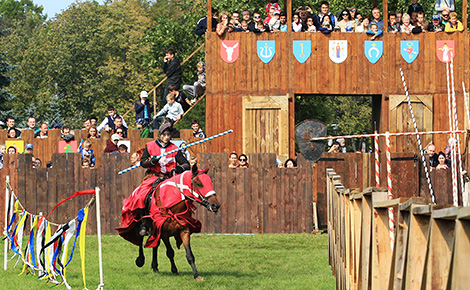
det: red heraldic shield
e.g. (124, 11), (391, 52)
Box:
(436, 40), (455, 63)
(221, 40), (239, 63)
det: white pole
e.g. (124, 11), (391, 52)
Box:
(4, 176), (10, 270)
(95, 187), (104, 289)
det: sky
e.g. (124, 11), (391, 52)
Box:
(34, 0), (105, 19)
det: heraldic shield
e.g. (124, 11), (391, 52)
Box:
(293, 40), (311, 63)
(401, 40), (419, 63)
(257, 40), (276, 63)
(329, 40), (347, 63)
(436, 40), (455, 63)
(364, 41), (383, 64)
(221, 40), (239, 63)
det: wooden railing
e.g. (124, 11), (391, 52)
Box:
(327, 169), (470, 289)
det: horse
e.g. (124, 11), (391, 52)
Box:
(133, 165), (220, 280)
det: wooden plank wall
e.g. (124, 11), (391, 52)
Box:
(205, 32), (469, 155)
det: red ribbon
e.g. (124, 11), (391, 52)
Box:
(46, 189), (95, 219)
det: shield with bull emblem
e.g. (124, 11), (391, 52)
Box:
(221, 40), (239, 63)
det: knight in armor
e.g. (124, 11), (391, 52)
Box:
(118, 122), (190, 239)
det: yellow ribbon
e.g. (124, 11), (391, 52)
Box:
(80, 207), (89, 289)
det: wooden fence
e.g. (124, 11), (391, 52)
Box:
(0, 153), (314, 235)
(327, 169), (470, 289)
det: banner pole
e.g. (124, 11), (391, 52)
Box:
(4, 176), (9, 270)
(95, 187), (104, 289)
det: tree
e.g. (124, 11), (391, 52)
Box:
(0, 16), (15, 122)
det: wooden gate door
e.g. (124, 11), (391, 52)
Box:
(389, 95), (433, 153)
(242, 95), (289, 158)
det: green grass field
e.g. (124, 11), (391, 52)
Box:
(1, 233), (335, 290)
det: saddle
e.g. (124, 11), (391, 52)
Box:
(140, 175), (167, 236)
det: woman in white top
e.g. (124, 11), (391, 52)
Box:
(337, 9), (357, 32)
(292, 13), (303, 32)
(355, 16), (369, 32)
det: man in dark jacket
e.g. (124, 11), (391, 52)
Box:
(194, 8), (219, 36)
(135, 90), (151, 127)
(162, 49), (182, 107)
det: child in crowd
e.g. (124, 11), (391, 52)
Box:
(8, 146), (16, 154)
(183, 62), (206, 103)
(118, 144), (129, 153)
(78, 139), (95, 167)
(428, 15), (445, 32)
(153, 94), (183, 129)
(319, 15), (333, 33)
(180, 142), (190, 161)
(268, 10), (281, 31)
(388, 12), (400, 32)
(366, 23), (383, 40)
(137, 118), (152, 138)
(240, 20), (250, 32)
(191, 119), (206, 138)
(82, 156), (92, 168)
(305, 16), (317, 32)
(61, 125), (75, 141)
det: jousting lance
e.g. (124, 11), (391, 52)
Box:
(117, 129), (233, 175)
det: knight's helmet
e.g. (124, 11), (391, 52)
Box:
(158, 121), (173, 136)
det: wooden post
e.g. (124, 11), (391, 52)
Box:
(463, 0), (468, 30)
(383, 0), (388, 31)
(286, 0), (292, 32)
(207, 0), (212, 34)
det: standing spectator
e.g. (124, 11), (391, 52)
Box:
(388, 12), (401, 32)
(356, 16), (370, 32)
(162, 49), (182, 106)
(83, 118), (91, 130)
(32, 158), (41, 168)
(6, 117), (21, 138)
(292, 13), (303, 32)
(87, 126), (100, 139)
(428, 14), (445, 32)
(114, 127), (126, 139)
(440, 8), (451, 25)
(231, 11), (241, 29)
(410, 11), (419, 25)
(264, 6), (277, 25)
(285, 158), (297, 168)
(241, 10), (253, 27)
(400, 13), (414, 34)
(249, 11), (270, 32)
(266, 0), (281, 13)
(183, 61), (206, 101)
(97, 106), (128, 134)
(179, 141), (191, 161)
(435, 0), (455, 13)
(436, 152), (449, 170)
(318, 1), (337, 28)
(237, 154), (249, 168)
(427, 144), (439, 169)
(228, 152), (238, 168)
(319, 15), (334, 33)
(216, 11), (231, 36)
(194, 8), (219, 36)
(104, 134), (120, 153)
(268, 10), (281, 31)
(396, 12), (403, 24)
(370, 7), (383, 30)
(338, 9), (357, 32)
(412, 11), (429, 33)
(113, 116), (128, 138)
(407, 0), (424, 16)
(153, 94), (184, 129)
(349, 7), (359, 24)
(26, 116), (39, 133)
(279, 12), (288, 32)
(35, 122), (48, 139)
(78, 139), (96, 167)
(8, 146), (16, 154)
(444, 12), (464, 32)
(135, 90), (151, 128)
(169, 84), (191, 113)
(90, 116), (98, 127)
(7, 128), (18, 139)
(25, 143), (33, 155)
(61, 126), (75, 141)
(304, 16), (317, 32)
(328, 141), (341, 153)
(137, 118), (152, 138)
(191, 119), (206, 138)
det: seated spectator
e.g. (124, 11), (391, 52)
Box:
(83, 118), (91, 130)
(189, 156), (198, 168)
(118, 144), (128, 153)
(292, 13), (303, 32)
(8, 146), (16, 154)
(82, 156), (92, 168)
(279, 12), (288, 32)
(266, 0), (281, 14)
(338, 9), (357, 32)
(112, 116), (128, 138)
(216, 11), (231, 36)
(249, 11), (270, 33)
(268, 10), (281, 31)
(87, 126), (100, 139)
(396, 12), (403, 24)
(304, 16), (317, 32)
(169, 84), (191, 113)
(231, 11), (241, 29)
(104, 134), (120, 153)
(356, 16), (370, 32)
(35, 122), (48, 139)
(183, 62), (206, 102)
(428, 14), (445, 32)
(26, 116), (39, 133)
(32, 157), (41, 168)
(195, 8), (218, 36)
(61, 126), (75, 141)
(435, 0), (455, 14)
(285, 158), (297, 168)
(79, 139), (96, 166)
(137, 118), (152, 138)
(318, 1), (337, 27)
(135, 90), (151, 128)
(7, 128), (18, 139)
(328, 141), (341, 153)
(153, 94), (183, 129)
(408, 0), (423, 16)
(97, 105), (128, 134)
(25, 143), (34, 155)
(370, 7), (384, 30)
(444, 12), (464, 32)
(388, 12), (401, 32)
(228, 152), (238, 168)
(366, 23), (383, 40)
(237, 154), (249, 168)
(191, 119), (206, 138)
(6, 117), (21, 138)
(427, 143), (439, 169)
(436, 151), (448, 170)
(400, 13), (414, 34)
(412, 11), (429, 33)
(319, 15), (333, 33)
(440, 8), (451, 25)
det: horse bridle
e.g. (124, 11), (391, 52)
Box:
(173, 173), (219, 213)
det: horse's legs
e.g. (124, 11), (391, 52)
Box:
(151, 239), (161, 273)
(180, 230), (204, 280)
(135, 236), (145, 267)
(162, 236), (179, 276)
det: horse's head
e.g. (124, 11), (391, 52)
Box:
(191, 165), (221, 213)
